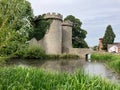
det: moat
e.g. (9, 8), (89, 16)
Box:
(6, 59), (120, 84)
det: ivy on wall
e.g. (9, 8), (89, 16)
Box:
(29, 15), (52, 40)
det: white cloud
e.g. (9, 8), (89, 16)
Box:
(29, 0), (120, 46)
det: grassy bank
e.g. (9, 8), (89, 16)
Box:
(0, 67), (120, 90)
(12, 46), (79, 60)
(0, 45), (79, 64)
(91, 53), (120, 73)
(10, 54), (79, 60)
(45, 54), (79, 60)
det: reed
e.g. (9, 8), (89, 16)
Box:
(91, 53), (120, 73)
(0, 67), (119, 90)
(91, 53), (113, 61)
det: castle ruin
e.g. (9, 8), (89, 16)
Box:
(29, 12), (93, 58)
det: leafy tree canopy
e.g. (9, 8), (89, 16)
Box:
(64, 15), (88, 48)
(0, 0), (33, 30)
(0, 0), (34, 55)
(102, 25), (116, 50)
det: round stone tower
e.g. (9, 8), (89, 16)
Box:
(43, 13), (63, 54)
(62, 20), (73, 53)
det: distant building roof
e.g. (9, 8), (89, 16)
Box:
(108, 43), (120, 48)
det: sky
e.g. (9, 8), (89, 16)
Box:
(29, 0), (120, 46)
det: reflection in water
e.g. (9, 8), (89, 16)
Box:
(6, 59), (120, 84)
(83, 62), (120, 84)
(84, 62), (107, 77)
(6, 59), (86, 73)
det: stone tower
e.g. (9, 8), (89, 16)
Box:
(43, 13), (63, 54)
(29, 13), (73, 55)
(62, 20), (73, 53)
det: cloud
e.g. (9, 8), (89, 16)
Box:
(29, 0), (120, 46)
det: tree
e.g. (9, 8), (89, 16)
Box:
(0, 0), (33, 29)
(93, 45), (98, 51)
(0, 0), (33, 55)
(64, 15), (88, 48)
(102, 25), (116, 50)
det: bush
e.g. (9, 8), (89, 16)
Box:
(13, 44), (28, 58)
(24, 46), (46, 59)
(13, 46), (46, 59)
(0, 41), (19, 56)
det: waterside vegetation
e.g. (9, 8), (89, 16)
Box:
(0, 67), (120, 90)
(91, 53), (120, 74)
(0, 46), (79, 64)
(0, 0), (120, 89)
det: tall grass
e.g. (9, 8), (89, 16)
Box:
(109, 60), (120, 73)
(91, 53), (120, 73)
(91, 53), (114, 61)
(0, 67), (120, 90)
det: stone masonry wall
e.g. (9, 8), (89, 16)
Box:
(43, 19), (62, 54)
(29, 38), (44, 49)
(29, 38), (38, 47)
(62, 20), (73, 53)
(29, 12), (93, 59)
(69, 48), (94, 58)
(40, 13), (63, 54)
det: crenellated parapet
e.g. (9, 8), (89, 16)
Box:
(30, 12), (73, 55)
(44, 12), (63, 21)
(42, 12), (63, 54)
(62, 20), (73, 27)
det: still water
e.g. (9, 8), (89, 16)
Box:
(6, 59), (120, 84)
